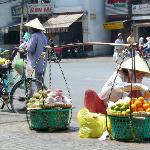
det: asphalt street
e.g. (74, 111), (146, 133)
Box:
(0, 57), (150, 150)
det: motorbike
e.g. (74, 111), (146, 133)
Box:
(49, 49), (61, 63)
(73, 46), (86, 58)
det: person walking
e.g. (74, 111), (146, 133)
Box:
(113, 33), (125, 64)
(24, 18), (48, 94)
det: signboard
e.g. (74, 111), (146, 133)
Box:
(105, 0), (129, 16)
(27, 3), (54, 14)
(103, 21), (124, 30)
(11, 5), (27, 17)
(132, 4), (150, 15)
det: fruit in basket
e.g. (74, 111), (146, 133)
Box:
(131, 104), (137, 112)
(134, 100), (142, 107)
(27, 89), (73, 109)
(126, 109), (131, 113)
(114, 106), (121, 111)
(33, 92), (41, 99)
(143, 103), (150, 111)
(146, 108), (150, 112)
(137, 107), (144, 112)
(120, 105), (127, 111)
(0, 59), (5, 65)
(137, 96), (145, 103)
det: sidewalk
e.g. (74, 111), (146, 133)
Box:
(0, 111), (150, 150)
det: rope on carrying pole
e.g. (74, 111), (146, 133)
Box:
(106, 48), (128, 140)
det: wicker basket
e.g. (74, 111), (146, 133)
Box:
(28, 108), (73, 130)
(0, 50), (11, 60)
(108, 115), (150, 141)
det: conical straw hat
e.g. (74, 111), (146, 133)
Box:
(120, 55), (150, 78)
(24, 18), (45, 31)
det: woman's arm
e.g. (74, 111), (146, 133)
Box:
(26, 34), (37, 53)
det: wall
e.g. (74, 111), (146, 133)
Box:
(0, 0), (22, 28)
(0, 3), (13, 28)
(0, 0), (111, 55)
(86, 0), (111, 56)
(53, 0), (111, 56)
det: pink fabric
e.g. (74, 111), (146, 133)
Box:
(54, 47), (62, 54)
(84, 89), (106, 114)
(128, 90), (142, 98)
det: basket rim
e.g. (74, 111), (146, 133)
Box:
(29, 107), (74, 112)
(108, 114), (150, 119)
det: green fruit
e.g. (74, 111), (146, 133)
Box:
(126, 109), (131, 113)
(110, 105), (116, 110)
(124, 103), (129, 109)
(122, 111), (127, 115)
(114, 106), (121, 111)
(116, 103), (123, 107)
(120, 105), (127, 112)
(33, 93), (41, 99)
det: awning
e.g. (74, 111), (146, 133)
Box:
(133, 22), (150, 27)
(103, 20), (127, 30)
(43, 13), (83, 33)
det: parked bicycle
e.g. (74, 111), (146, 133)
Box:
(0, 47), (47, 113)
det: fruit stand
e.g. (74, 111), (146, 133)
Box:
(107, 97), (150, 141)
(27, 89), (73, 130)
(26, 49), (74, 131)
(105, 46), (150, 142)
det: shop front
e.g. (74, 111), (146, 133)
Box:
(43, 13), (83, 45)
(105, 0), (131, 43)
(132, 3), (150, 42)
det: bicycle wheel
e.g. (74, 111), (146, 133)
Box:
(9, 78), (47, 113)
(0, 98), (5, 110)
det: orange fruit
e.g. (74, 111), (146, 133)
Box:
(144, 91), (150, 99)
(131, 104), (137, 112)
(146, 108), (150, 112)
(143, 103), (150, 111)
(134, 100), (142, 107)
(137, 96), (144, 104)
(144, 101), (150, 104)
(137, 107), (144, 112)
(128, 99), (136, 104)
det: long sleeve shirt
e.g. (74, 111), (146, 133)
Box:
(26, 32), (48, 74)
(99, 71), (148, 103)
(114, 38), (124, 52)
(144, 40), (150, 48)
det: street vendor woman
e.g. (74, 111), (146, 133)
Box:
(84, 55), (150, 114)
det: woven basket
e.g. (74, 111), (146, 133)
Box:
(0, 51), (11, 60)
(108, 115), (150, 141)
(28, 108), (72, 130)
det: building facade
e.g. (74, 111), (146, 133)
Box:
(104, 0), (150, 44)
(131, 0), (150, 42)
(104, 0), (132, 44)
(0, 0), (111, 56)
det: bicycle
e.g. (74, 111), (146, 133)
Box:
(0, 47), (47, 113)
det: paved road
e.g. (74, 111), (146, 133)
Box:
(0, 57), (150, 150)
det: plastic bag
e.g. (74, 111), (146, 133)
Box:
(77, 108), (111, 138)
(7, 71), (15, 86)
(26, 61), (34, 77)
(13, 59), (25, 74)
